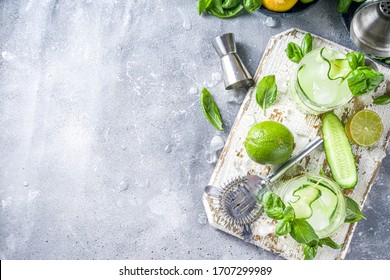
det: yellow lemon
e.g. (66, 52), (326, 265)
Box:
(262, 0), (299, 12)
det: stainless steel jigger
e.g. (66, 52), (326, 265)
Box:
(212, 33), (253, 90)
(350, 1), (390, 57)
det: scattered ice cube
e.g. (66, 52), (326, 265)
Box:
(212, 72), (222, 83)
(162, 188), (171, 196)
(359, 94), (373, 106)
(210, 135), (225, 151)
(183, 19), (192, 31)
(23, 181), (29, 187)
(165, 144), (172, 153)
(227, 89), (245, 104)
(263, 17), (278, 28)
(117, 181), (129, 192)
(370, 147), (386, 161)
(1, 51), (15, 61)
(205, 150), (218, 164)
(197, 213), (208, 225)
(188, 86), (198, 95)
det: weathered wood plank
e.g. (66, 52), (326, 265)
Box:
(202, 28), (390, 260)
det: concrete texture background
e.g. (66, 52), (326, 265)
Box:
(0, 0), (388, 259)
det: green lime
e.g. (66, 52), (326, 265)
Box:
(345, 110), (383, 147)
(244, 121), (294, 165)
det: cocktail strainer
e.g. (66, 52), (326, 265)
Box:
(205, 136), (323, 241)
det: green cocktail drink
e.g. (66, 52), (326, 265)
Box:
(290, 48), (354, 114)
(278, 174), (346, 238)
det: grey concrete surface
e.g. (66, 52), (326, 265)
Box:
(0, 0), (388, 260)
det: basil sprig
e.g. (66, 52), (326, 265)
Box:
(347, 66), (384, 96)
(285, 33), (313, 63)
(255, 75), (278, 115)
(197, 0), (212, 14)
(197, 0), (261, 19)
(262, 191), (343, 260)
(373, 94), (390, 105)
(338, 0), (366, 14)
(345, 196), (366, 223)
(200, 88), (223, 131)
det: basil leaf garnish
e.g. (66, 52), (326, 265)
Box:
(301, 33), (313, 56)
(337, 0), (353, 13)
(286, 42), (303, 63)
(290, 219), (319, 247)
(345, 197), (366, 223)
(243, 0), (262, 12)
(373, 94), (390, 105)
(347, 66), (384, 96)
(200, 88), (223, 131)
(346, 52), (365, 70)
(318, 237), (342, 249)
(262, 192), (286, 220)
(256, 75), (278, 115)
(197, 0), (212, 15)
(276, 220), (292, 236)
(208, 0), (244, 18)
(222, 0), (240, 9)
(303, 244), (318, 260)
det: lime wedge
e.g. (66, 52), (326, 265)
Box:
(345, 110), (383, 147)
(320, 48), (351, 80)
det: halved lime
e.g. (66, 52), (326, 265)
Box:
(345, 110), (383, 147)
(320, 48), (351, 80)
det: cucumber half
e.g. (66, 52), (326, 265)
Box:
(322, 113), (358, 189)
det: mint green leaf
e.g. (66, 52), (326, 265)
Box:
(319, 237), (342, 249)
(262, 192), (286, 220)
(301, 33), (313, 56)
(347, 66), (384, 96)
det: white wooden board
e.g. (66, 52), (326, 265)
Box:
(202, 28), (390, 260)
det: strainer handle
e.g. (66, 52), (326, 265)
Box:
(268, 136), (324, 183)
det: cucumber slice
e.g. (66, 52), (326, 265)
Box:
(322, 113), (358, 189)
(320, 48), (351, 80)
(289, 185), (321, 219)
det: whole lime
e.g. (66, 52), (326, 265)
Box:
(244, 121), (294, 165)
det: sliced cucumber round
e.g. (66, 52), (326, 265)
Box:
(322, 113), (358, 189)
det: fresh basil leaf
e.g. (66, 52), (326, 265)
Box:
(262, 192), (286, 220)
(290, 219), (319, 247)
(208, 0), (244, 18)
(303, 244), (318, 260)
(200, 88), (223, 131)
(276, 220), (292, 236)
(243, 0), (262, 12)
(197, 0), (213, 14)
(211, 0), (224, 14)
(318, 237), (342, 249)
(373, 94), (390, 105)
(301, 33), (313, 56)
(222, 0), (240, 9)
(346, 52), (365, 70)
(285, 42), (303, 63)
(283, 205), (295, 222)
(256, 75), (278, 115)
(337, 0), (353, 13)
(345, 196), (366, 223)
(347, 66), (384, 96)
